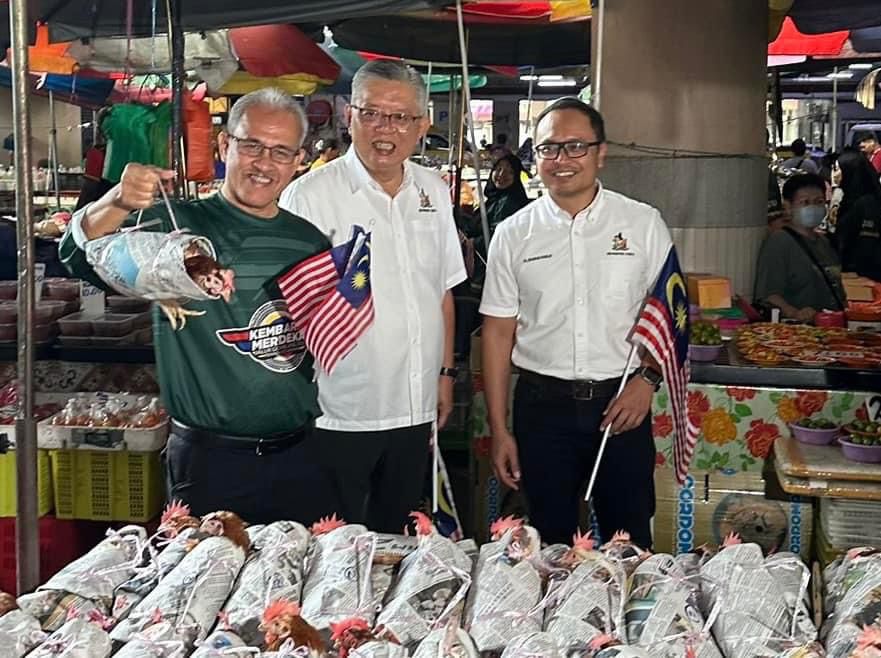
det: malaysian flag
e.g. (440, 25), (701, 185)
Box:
(304, 232), (374, 374)
(277, 227), (366, 330)
(630, 247), (698, 484)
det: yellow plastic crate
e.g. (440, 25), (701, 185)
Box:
(0, 449), (53, 517)
(49, 450), (163, 522)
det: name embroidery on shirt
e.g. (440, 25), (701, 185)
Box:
(523, 253), (553, 263)
(418, 187), (436, 212)
(606, 232), (635, 256)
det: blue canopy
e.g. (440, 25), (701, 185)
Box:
(0, 66), (115, 108)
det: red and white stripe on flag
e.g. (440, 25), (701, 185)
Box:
(305, 291), (375, 375)
(632, 298), (699, 484)
(277, 250), (340, 330)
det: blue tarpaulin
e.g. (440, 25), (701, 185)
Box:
(0, 66), (115, 107)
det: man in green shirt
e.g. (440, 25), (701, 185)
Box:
(59, 88), (338, 524)
(754, 173), (846, 321)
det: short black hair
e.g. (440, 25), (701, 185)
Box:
(791, 138), (807, 156)
(535, 97), (605, 144)
(781, 173), (825, 201)
(856, 131), (878, 144)
(315, 138), (339, 153)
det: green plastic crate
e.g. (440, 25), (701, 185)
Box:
(49, 449), (163, 522)
(0, 449), (53, 517)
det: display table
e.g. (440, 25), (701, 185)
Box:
(773, 435), (881, 500)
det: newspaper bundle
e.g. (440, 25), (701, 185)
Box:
(412, 624), (479, 658)
(464, 525), (544, 652)
(110, 535), (246, 648)
(623, 553), (723, 658)
(499, 631), (563, 657)
(300, 522), (377, 630)
(350, 640), (410, 658)
(112, 525), (202, 622)
(85, 230), (224, 303)
(0, 608), (47, 656)
(28, 616), (112, 658)
(543, 551), (627, 653)
(370, 533), (419, 613)
(699, 542), (816, 658)
(17, 526), (147, 632)
(376, 519), (473, 648)
(113, 620), (189, 657)
(217, 520), (312, 645)
(821, 547), (881, 658)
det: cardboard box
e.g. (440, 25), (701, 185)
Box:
(843, 275), (875, 302)
(686, 273), (732, 309)
(653, 469), (813, 559)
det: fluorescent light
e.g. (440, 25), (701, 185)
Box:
(519, 75), (538, 81)
(849, 63), (875, 70)
(539, 74), (564, 81)
(827, 71), (854, 79)
(537, 79), (577, 87)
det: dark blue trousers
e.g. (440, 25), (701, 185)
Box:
(512, 376), (656, 548)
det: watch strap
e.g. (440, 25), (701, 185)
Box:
(439, 366), (459, 378)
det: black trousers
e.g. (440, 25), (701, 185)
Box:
(163, 424), (340, 527)
(312, 423), (432, 534)
(512, 376), (656, 548)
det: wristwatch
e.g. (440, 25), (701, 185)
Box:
(439, 366), (459, 378)
(634, 366), (663, 391)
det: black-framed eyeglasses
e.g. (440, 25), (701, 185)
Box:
(228, 135), (299, 164)
(534, 140), (602, 160)
(350, 105), (423, 132)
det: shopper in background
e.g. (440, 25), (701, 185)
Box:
(857, 131), (881, 175)
(834, 147), (881, 281)
(309, 137), (341, 171)
(59, 88), (338, 525)
(480, 97), (668, 547)
(484, 154), (531, 237)
(754, 173), (845, 321)
(781, 138), (819, 175)
(279, 60), (466, 534)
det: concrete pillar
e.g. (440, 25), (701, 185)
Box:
(591, 0), (768, 296)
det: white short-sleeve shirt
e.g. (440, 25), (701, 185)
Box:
(279, 148), (466, 431)
(479, 182), (673, 381)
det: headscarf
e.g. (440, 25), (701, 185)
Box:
(484, 154), (529, 205)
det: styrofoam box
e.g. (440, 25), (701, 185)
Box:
(1, 393), (75, 448)
(37, 393), (168, 451)
(820, 498), (881, 532)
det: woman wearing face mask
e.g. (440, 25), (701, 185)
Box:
(484, 154), (530, 236)
(754, 173), (846, 322)
(833, 147), (881, 282)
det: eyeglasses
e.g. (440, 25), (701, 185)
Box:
(534, 140), (602, 160)
(350, 105), (423, 132)
(228, 135), (299, 165)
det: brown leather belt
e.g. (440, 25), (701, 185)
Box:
(519, 369), (623, 401)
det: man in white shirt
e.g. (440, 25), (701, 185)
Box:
(480, 98), (671, 547)
(279, 60), (466, 533)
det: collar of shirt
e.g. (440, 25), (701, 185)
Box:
(343, 146), (415, 197)
(542, 180), (606, 224)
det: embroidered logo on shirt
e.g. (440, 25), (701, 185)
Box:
(606, 232), (635, 256)
(523, 253), (553, 263)
(216, 300), (306, 373)
(418, 187), (436, 212)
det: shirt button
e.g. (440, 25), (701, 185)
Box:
(577, 298), (584, 305)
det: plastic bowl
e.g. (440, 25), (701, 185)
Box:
(839, 436), (881, 463)
(689, 344), (723, 362)
(788, 422), (839, 445)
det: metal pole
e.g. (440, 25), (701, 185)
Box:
(594, 0), (606, 110)
(167, 0), (187, 199)
(10, 0), (40, 595)
(454, 73), (467, 214)
(420, 61), (432, 163)
(48, 90), (60, 210)
(446, 78), (456, 175)
(831, 66), (839, 152)
(455, 1), (491, 251)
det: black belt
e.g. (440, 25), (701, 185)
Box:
(519, 370), (623, 401)
(170, 420), (309, 456)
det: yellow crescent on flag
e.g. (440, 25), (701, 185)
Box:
(666, 272), (688, 333)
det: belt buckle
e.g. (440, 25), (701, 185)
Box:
(573, 380), (594, 400)
(255, 438), (264, 456)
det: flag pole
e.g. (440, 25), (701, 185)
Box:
(584, 344), (640, 503)
(431, 421), (439, 514)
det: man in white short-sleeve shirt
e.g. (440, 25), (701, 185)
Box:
(480, 97), (672, 547)
(279, 60), (466, 533)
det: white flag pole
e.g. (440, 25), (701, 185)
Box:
(432, 420), (439, 514)
(584, 343), (640, 502)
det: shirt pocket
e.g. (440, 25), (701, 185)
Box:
(599, 257), (643, 301)
(410, 218), (443, 288)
